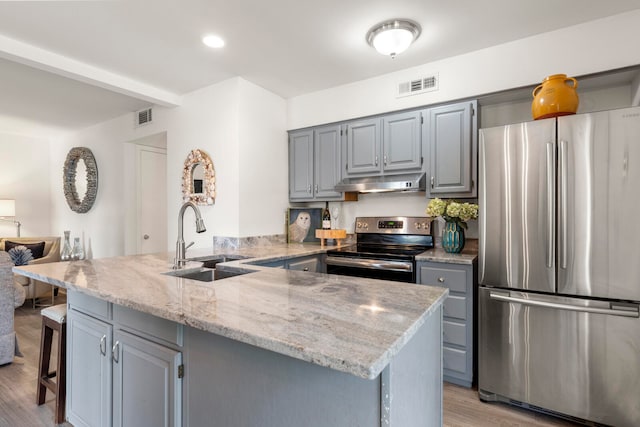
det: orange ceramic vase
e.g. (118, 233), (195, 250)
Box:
(531, 74), (579, 120)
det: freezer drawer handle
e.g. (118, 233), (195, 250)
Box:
(489, 291), (640, 318)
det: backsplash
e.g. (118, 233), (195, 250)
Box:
(213, 234), (287, 250)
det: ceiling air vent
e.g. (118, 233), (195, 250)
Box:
(397, 73), (439, 98)
(135, 107), (153, 127)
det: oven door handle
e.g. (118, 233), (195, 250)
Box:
(325, 256), (413, 272)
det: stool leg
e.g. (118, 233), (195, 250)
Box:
(37, 321), (53, 405)
(55, 324), (67, 424)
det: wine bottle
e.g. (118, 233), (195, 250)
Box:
(322, 204), (331, 230)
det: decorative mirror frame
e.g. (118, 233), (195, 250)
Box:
(182, 149), (216, 205)
(63, 147), (99, 213)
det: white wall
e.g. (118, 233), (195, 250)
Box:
(287, 10), (640, 130)
(0, 132), (52, 237)
(237, 79), (288, 238)
(48, 77), (289, 258)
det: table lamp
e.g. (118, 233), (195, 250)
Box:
(0, 199), (21, 237)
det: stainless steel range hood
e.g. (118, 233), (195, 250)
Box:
(334, 172), (426, 193)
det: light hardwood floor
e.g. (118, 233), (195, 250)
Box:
(2, 293), (580, 427)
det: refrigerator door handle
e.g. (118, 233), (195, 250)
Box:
(546, 141), (556, 268)
(489, 291), (640, 318)
(559, 140), (568, 270)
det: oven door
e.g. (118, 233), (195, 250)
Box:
(325, 256), (415, 283)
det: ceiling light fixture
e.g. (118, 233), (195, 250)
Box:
(366, 19), (421, 59)
(202, 34), (225, 49)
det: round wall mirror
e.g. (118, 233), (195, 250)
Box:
(182, 149), (215, 205)
(63, 147), (98, 213)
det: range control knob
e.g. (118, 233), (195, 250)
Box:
(415, 223), (421, 230)
(363, 223), (369, 228)
(356, 222), (362, 229)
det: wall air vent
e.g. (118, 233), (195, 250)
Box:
(397, 73), (439, 98)
(135, 107), (153, 127)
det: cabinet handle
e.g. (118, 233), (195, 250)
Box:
(307, 184), (312, 193)
(100, 335), (107, 356)
(314, 184), (318, 193)
(383, 155), (388, 166)
(438, 277), (445, 283)
(375, 155), (379, 166)
(112, 341), (120, 363)
(431, 176), (435, 188)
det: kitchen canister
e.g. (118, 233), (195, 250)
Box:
(531, 74), (579, 120)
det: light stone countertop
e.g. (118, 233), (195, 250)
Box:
(416, 239), (478, 265)
(14, 244), (448, 380)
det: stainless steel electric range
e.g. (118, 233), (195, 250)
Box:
(325, 216), (433, 283)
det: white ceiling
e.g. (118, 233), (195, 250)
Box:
(0, 0), (639, 138)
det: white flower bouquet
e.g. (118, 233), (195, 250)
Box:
(426, 198), (478, 229)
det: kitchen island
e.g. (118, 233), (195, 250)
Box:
(14, 246), (448, 427)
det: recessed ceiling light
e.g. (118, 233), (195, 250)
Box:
(202, 34), (225, 49)
(366, 19), (421, 59)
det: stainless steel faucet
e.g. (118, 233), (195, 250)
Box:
(175, 201), (207, 268)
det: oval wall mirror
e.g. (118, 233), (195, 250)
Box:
(63, 147), (98, 213)
(182, 149), (215, 205)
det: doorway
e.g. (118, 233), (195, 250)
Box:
(124, 132), (167, 255)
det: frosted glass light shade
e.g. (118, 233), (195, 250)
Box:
(367, 20), (421, 58)
(0, 199), (15, 217)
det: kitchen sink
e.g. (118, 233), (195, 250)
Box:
(163, 267), (248, 282)
(188, 254), (251, 269)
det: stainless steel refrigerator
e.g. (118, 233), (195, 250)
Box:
(478, 106), (640, 426)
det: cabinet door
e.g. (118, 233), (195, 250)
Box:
(286, 255), (320, 273)
(345, 118), (382, 176)
(417, 261), (475, 388)
(314, 124), (343, 200)
(383, 111), (423, 172)
(426, 101), (477, 197)
(289, 130), (314, 201)
(67, 310), (113, 427)
(112, 330), (182, 427)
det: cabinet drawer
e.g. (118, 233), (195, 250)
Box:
(113, 304), (183, 348)
(421, 266), (467, 293)
(443, 346), (468, 375)
(68, 291), (110, 320)
(443, 295), (467, 320)
(443, 320), (466, 347)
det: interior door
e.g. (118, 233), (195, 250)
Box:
(558, 107), (640, 301)
(137, 146), (167, 254)
(478, 119), (556, 292)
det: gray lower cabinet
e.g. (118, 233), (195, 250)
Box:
(286, 254), (321, 272)
(289, 125), (343, 201)
(67, 292), (183, 427)
(250, 254), (324, 272)
(67, 310), (112, 427)
(424, 100), (477, 198)
(112, 330), (182, 427)
(417, 260), (476, 387)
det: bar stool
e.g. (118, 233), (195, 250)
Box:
(37, 304), (67, 424)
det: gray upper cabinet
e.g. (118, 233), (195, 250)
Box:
(344, 118), (382, 175)
(383, 111), (423, 172)
(289, 130), (314, 200)
(345, 112), (422, 177)
(314, 125), (343, 199)
(425, 101), (477, 198)
(289, 125), (342, 201)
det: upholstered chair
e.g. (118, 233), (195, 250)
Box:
(0, 251), (15, 364)
(0, 237), (61, 308)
